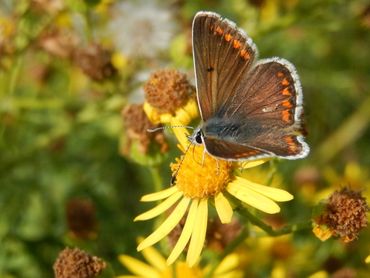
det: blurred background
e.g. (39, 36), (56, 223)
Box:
(0, 0), (369, 277)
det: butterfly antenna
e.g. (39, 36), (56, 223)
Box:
(147, 125), (194, 133)
(171, 141), (193, 185)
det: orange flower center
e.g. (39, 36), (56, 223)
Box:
(171, 145), (232, 199)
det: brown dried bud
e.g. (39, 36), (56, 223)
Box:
(31, 0), (64, 14)
(332, 267), (356, 278)
(66, 198), (97, 240)
(248, 0), (266, 8)
(314, 188), (369, 242)
(144, 69), (195, 114)
(360, 5), (370, 29)
(39, 28), (79, 59)
(122, 104), (168, 154)
(73, 44), (116, 81)
(53, 247), (106, 278)
(206, 218), (242, 252)
(270, 239), (294, 260)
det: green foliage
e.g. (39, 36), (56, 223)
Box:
(0, 0), (369, 277)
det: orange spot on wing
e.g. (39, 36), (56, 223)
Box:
(282, 100), (293, 108)
(224, 33), (232, 41)
(281, 78), (290, 86)
(284, 136), (299, 153)
(240, 49), (250, 60)
(277, 71), (284, 78)
(285, 136), (293, 144)
(234, 150), (260, 158)
(282, 88), (291, 96)
(215, 26), (223, 35)
(233, 39), (241, 49)
(282, 110), (291, 122)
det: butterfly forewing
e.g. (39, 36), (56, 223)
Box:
(192, 12), (257, 121)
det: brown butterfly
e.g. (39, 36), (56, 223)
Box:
(189, 11), (309, 161)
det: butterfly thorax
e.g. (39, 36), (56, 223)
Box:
(203, 118), (242, 142)
(190, 118), (247, 146)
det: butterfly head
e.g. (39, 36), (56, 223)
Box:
(189, 127), (204, 145)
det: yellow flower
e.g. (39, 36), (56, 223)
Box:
(143, 98), (199, 127)
(135, 126), (293, 266)
(117, 244), (243, 278)
(142, 68), (198, 127)
(365, 255), (370, 264)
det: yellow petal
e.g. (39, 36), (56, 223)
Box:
(183, 98), (199, 120)
(365, 255), (370, 264)
(167, 199), (199, 265)
(308, 270), (329, 278)
(141, 245), (167, 271)
(170, 120), (190, 152)
(214, 271), (243, 278)
(227, 181), (280, 214)
(214, 192), (233, 224)
(140, 186), (179, 202)
(143, 102), (161, 125)
(214, 253), (240, 275)
(159, 113), (173, 124)
(118, 255), (160, 278)
(237, 159), (269, 169)
(187, 198), (208, 266)
(174, 107), (193, 126)
(235, 176), (293, 202)
(137, 197), (191, 251)
(135, 191), (183, 221)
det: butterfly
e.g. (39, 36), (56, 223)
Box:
(189, 11), (310, 161)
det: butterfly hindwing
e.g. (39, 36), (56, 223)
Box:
(203, 59), (309, 159)
(203, 137), (271, 160)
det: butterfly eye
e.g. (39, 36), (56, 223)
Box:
(195, 131), (203, 144)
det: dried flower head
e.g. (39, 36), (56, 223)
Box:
(360, 5), (370, 29)
(313, 187), (369, 242)
(53, 247), (106, 278)
(144, 69), (195, 114)
(206, 218), (243, 252)
(66, 198), (97, 240)
(31, 0), (64, 14)
(332, 267), (356, 278)
(39, 28), (79, 59)
(73, 44), (116, 81)
(0, 17), (15, 59)
(122, 103), (168, 154)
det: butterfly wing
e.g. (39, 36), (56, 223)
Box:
(203, 58), (309, 160)
(192, 11), (257, 121)
(203, 137), (272, 160)
(192, 11), (309, 160)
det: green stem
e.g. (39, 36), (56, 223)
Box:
(148, 166), (163, 192)
(8, 55), (23, 96)
(237, 208), (312, 236)
(315, 94), (370, 164)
